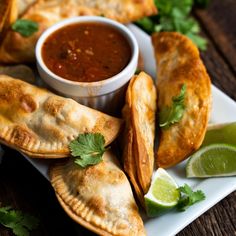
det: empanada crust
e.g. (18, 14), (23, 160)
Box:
(0, 0), (157, 63)
(50, 151), (146, 236)
(131, 72), (156, 193)
(122, 104), (144, 206)
(152, 32), (212, 168)
(0, 75), (122, 158)
(122, 72), (156, 201)
(0, 0), (17, 37)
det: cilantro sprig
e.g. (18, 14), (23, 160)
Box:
(177, 184), (206, 211)
(11, 19), (39, 37)
(0, 205), (39, 236)
(159, 84), (186, 128)
(136, 0), (208, 50)
(69, 133), (108, 168)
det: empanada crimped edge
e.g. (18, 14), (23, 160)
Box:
(0, 75), (122, 158)
(49, 153), (146, 236)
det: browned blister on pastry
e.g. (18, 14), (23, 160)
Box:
(0, 75), (122, 158)
(122, 72), (156, 202)
(50, 151), (146, 236)
(0, 0), (157, 63)
(152, 32), (212, 168)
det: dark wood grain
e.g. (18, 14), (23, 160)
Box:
(194, 0), (236, 102)
(199, 31), (236, 101)
(195, 0), (236, 74)
(177, 191), (236, 236)
(0, 0), (235, 236)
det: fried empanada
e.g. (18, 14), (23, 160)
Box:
(50, 151), (146, 236)
(0, 0), (157, 63)
(0, 0), (17, 37)
(0, 75), (122, 158)
(152, 32), (212, 168)
(122, 72), (156, 201)
(122, 103), (144, 206)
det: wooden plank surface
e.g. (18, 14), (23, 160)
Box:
(194, 0), (236, 102)
(0, 0), (235, 235)
(195, 0), (236, 74)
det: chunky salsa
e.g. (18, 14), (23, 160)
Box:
(42, 22), (131, 83)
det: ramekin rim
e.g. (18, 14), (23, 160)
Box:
(35, 16), (139, 88)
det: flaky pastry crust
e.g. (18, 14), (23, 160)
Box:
(152, 32), (212, 168)
(50, 151), (146, 236)
(0, 75), (122, 158)
(122, 72), (156, 203)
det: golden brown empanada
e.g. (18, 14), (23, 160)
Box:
(0, 0), (10, 34)
(152, 32), (212, 168)
(0, 0), (157, 63)
(0, 75), (122, 158)
(122, 72), (156, 202)
(0, 0), (17, 37)
(122, 103), (144, 206)
(50, 151), (146, 236)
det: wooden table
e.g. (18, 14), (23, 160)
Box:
(0, 0), (235, 235)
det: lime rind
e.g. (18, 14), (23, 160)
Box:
(144, 168), (180, 217)
(186, 143), (236, 178)
(144, 197), (176, 217)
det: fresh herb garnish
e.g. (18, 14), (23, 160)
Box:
(69, 133), (108, 168)
(177, 184), (206, 211)
(159, 84), (186, 128)
(136, 0), (207, 50)
(11, 19), (39, 37)
(0, 205), (39, 236)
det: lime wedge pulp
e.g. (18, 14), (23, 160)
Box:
(144, 168), (180, 217)
(186, 144), (236, 177)
(202, 122), (236, 147)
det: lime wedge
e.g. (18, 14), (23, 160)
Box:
(144, 168), (180, 217)
(186, 144), (236, 177)
(202, 122), (236, 147)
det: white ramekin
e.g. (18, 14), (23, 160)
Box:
(35, 16), (139, 114)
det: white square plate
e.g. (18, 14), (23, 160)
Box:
(24, 24), (236, 236)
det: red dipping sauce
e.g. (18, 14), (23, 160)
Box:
(42, 22), (132, 83)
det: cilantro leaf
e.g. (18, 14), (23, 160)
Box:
(69, 133), (107, 168)
(136, 17), (155, 33)
(187, 32), (207, 50)
(20, 213), (39, 230)
(0, 205), (39, 236)
(13, 224), (29, 236)
(159, 84), (186, 128)
(136, 0), (208, 50)
(177, 184), (206, 211)
(12, 19), (39, 37)
(0, 206), (12, 214)
(74, 155), (103, 168)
